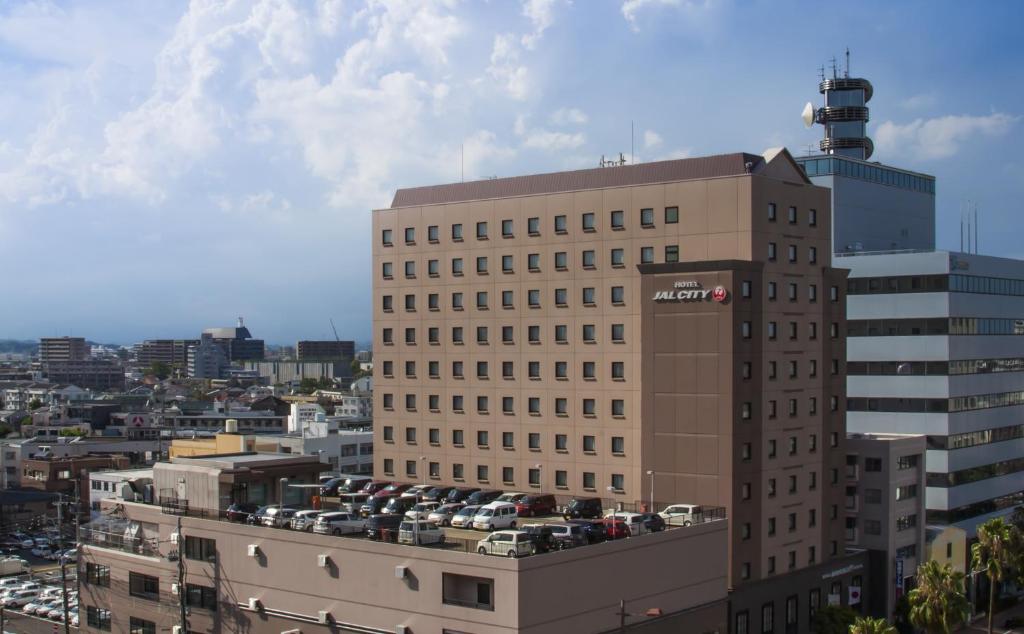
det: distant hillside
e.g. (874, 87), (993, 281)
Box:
(0, 340), (37, 355)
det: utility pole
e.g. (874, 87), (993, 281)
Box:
(58, 493), (69, 634)
(617, 598), (628, 633)
(177, 515), (187, 632)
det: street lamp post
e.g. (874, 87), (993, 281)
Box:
(646, 470), (655, 513)
(278, 477), (289, 522)
(607, 486), (617, 540)
(534, 463), (542, 490)
(416, 456), (425, 545)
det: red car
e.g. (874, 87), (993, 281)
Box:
(602, 519), (631, 539)
(359, 481), (389, 496)
(374, 483), (412, 498)
(515, 494), (557, 517)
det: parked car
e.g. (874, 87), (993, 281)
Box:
(359, 481), (389, 496)
(476, 530), (534, 558)
(261, 507), (297, 528)
(289, 510), (322, 532)
(398, 521), (446, 546)
(565, 519), (608, 543)
(465, 489), (503, 506)
(225, 503), (259, 522)
(319, 477), (346, 497)
(0, 582), (39, 598)
(658, 504), (703, 526)
(0, 578), (26, 591)
(450, 505), (482, 529)
(421, 486), (456, 503)
(495, 491), (527, 503)
(520, 524), (556, 553)
(246, 506), (272, 525)
(313, 512), (365, 536)
(515, 494), (557, 518)
(382, 496), (416, 516)
(18, 538), (33, 549)
(334, 475), (373, 494)
(404, 502), (440, 521)
(365, 514), (404, 542)
(547, 523), (588, 549)
(603, 511), (646, 536)
(602, 519), (631, 539)
(3, 589), (38, 608)
(472, 502), (519, 531)
(359, 494), (395, 518)
(400, 484), (433, 499)
(0, 557), (28, 576)
(426, 503), (464, 527)
(443, 487), (480, 505)
(31, 544), (53, 558)
(337, 493), (370, 513)
(563, 497), (603, 519)
(641, 513), (666, 533)
(374, 483), (412, 499)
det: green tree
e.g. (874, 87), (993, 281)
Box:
(850, 616), (897, 634)
(0, 424), (12, 438)
(59, 427), (87, 437)
(27, 398), (43, 410)
(298, 378), (320, 394)
(147, 361), (171, 379)
(811, 605), (858, 634)
(908, 560), (969, 634)
(972, 517), (1018, 634)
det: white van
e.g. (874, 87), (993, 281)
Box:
(659, 504), (703, 526)
(603, 511), (646, 536)
(472, 502), (519, 531)
(397, 521), (445, 546)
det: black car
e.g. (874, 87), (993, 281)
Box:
(319, 478), (344, 497)
(382, 496), (416, 515)
(365, 514), (404, 542)
(641, 513), (666, 532)
(465, 489), (503, 506)
(246, 505), (273, 525)
(521, 524), (556, 554)
(359, 495), (395, 518)
(225, 503), (260, 522)
(563, 497), (603, 520)
(421, 486), (456, 503)
(565, 519), (608, 543)
(443, 487), (480, 505)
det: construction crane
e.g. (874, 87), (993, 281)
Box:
(330, 318), (340, 343)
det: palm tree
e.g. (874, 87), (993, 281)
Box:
(908, 559), (969, 634)
(972, 517), (1015, 634)
(849, 616), (897, 634)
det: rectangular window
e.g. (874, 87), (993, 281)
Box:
(768, 242), (777, 261)
(665, 206), (679, 224)
(555, 470), (568, 487)
(428, 225), (439, 242)
(452, 223), (463, 240)
(611, 248), (625, 267)
(129, 572), (160, 600)
(382, 229), (393, 245)
(528, 253), (540, 271)
(665, 245), (679, 262)
(529, 433), (541, 449)
(611, 210), (624, 228)
(502, 219), (513, 237)
(476, 221), (488, 239)
(611, 323), (624, 342)
(554, 214), (567, 233)
(453, 463), (464, 479)
(742, 280), (752, 298)
(582, 250), (596, 268)
(641, 246), (654, 264)
(582, 212), (595, 231)
(768, 203), (777, 222)
(762, 601), (775, 634)
(86, 563), (110, 586)
(611, 436), (625, 454)
(809, 209), (817, 226)
(528, 217), (540, 235)
(641, 208), (654, 226)
(611, 361), (624, 379)
(477, 465), (489, 482)
(404, 227), (415, 244)
(788, 206), (797, 224)
(502, 254), (513, 273)
(184, 536), (216, 563)
(88, 606), (112, 631)
(555, 251), (568, 269)
(611, 285), (625, 304)
(185, 584), (218, 611)
(477, 256), (488, 274)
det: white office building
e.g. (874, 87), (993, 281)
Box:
(842, 250), (1024, 536)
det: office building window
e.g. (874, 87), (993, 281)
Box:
(452, 223), (463, 240)
(502, 255), (513, 273)
(788, 244), (797, 262)
(762, 602), (775, 634)
(529, 433), (541, 449)
(788, 206), (797, 224)
(741, 280), (752, 298)
(554, 214), (567, 233)
(86, 563), (110, 586)
(428, 224), (439, 242)
(382, 229), (393, 245)
(477, 465), (489, 482)
(582, 250), (596, 268)
(582, 212), (596, 231)
(528, 216), (540, 235)
(641, 207), (654, 226)
(611, 285), (625, 304)
(610, 248), (625, 267)
(528, 253), (540, 270)
(555, 470), (568, 487)
(185, 584), (218, 612)
(129, 572), (159, 600)
(611, 361), (625, 379)
(768, 242), (777, 261)
(768, 282), (777, 300)
(452, 429), (464, 445)
(452, 463), (464, 479)
(476, 221), (488, 239)
(88, 606), (112, 631)
(184, 536), (216, 563)
(641, 246), (654, 264)
(665, 206), (679, 223)
(665, 245), (679, 262)
(502, 219), (513, 237)
(555, 251), (567, 269)
(767, 203), (777, 222)
(611, 436), (625, 454)
(528, 289), (540, 307)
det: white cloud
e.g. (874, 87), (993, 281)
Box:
(874, 112), (1018, 161)
(487, 33), (530, 100)
(521, 0), (558, 49)
(643, 129), (663, 148)
(622, 0), (679, 31)
(550, 107), (588, 125)
(523, 130), (585, 151)
(899, 93), (937, 111)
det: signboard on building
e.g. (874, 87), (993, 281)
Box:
(652, 281), (728, 303)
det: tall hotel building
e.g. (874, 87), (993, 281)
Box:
(374, 148), (868, 625)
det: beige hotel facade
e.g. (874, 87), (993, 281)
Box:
(373, 148), (870, 631)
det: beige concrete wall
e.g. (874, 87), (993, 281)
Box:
(80, 500), (727, 634)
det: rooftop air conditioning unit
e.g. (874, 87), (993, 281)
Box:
(394, 565), (408, 579)
(169, 532), (180, 545)
(171, 583), (179, 595)
(172, 627), (182, 634)
(317, 554), (329, 568)
(318, 610), (331, 624)
(247, 544), (259, 557)
(396, 626), (409, 634)
(248, 597), (260, 611)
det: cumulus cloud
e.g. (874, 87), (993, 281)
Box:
(550, 107), (588, 125)
(514, 114), (586, 151)
(521, 0), (558, 49)
(874, 112), (1018, 160)
(899, 93), (937, 111)
(487, 33), (530, 100)
(644, 129), (663, 148)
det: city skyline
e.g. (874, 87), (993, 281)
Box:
(0, 0), (1021, 344)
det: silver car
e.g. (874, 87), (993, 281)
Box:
(289, 510), (322, 532)
(426, 503), (464, 527)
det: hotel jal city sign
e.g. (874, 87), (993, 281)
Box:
(652, 281), (728, 303)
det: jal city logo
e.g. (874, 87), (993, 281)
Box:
(652, 281), (729, 302)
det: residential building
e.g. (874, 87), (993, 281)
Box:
(133, 339), (199, 369)
(88, 468), (153, 516)
(0, 489), (59, 533)
(925, 524), (967, 574)
(21, 454), (130, 509)
(164, 411), (287, 434)
(288, 402), (325, 433)
(373, 148), (866, 631)
(187, 334), (230, 379)
(39, 337), (90, 364)
(845, 432), (927, 619)
(243, 360), (351, 385)
(44, 359), (125, 391)
(296, 339), (355, 360)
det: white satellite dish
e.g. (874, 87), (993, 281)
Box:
(801, 102), (815, 128)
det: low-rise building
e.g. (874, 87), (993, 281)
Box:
(243, 360), (352, 385)
(21, 454), (130, 509)
(44, 360), (125, 392)
(88, 468), (153, 516)
(925, 524), (968, 575)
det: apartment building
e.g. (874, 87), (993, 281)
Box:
(39, 337), (90, 364)
(44, 359), (125, 391)
(373, 149), (867, 631)
(845, 433), (927, 619)
(133, 339), (199, 368)
(296, 339), (355, 360)
(842, 250), (1024, 536)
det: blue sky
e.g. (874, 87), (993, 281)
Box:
(0, 0), (1020, 345)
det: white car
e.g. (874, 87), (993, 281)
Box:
(404, 502), (440, 521)
(3, 589), (39, 608)
(400, 484), (433, 499)
(450, 505), (481, 529)
(1, 582), (40, 598)
(397, 521), (446, 546)
(260, 507), (297, 528)
(658, 504), (704, 526)
(31, 544), (53, 558)
(0, 578), (24, 592)
(476, 530), (533, 558)
(312, 512), (365, 536)
(19, 539), (33, 549)
(495, 491), (527, 503)
(426, 503), (464, 527)
(602, 511), (647, 536)
(472, 502), (519, 531)
(289, 510), (322, 532)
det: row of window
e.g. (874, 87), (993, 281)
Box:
(847, 317), (1024, 337)
(848, 389), (1024, 414)
(847, 357), (1024, 376)
(381, 359), (630, 381)
(380, 458), (626, 490)
(382, 393), (629, 417)
(847, 274), (1024, 298)
(925, 490), (1024, 525)
(382, 322), (628, 345)
(926, 424), (1024, 451)
(862, 455), (919, 471)
(742, 508), (820, 544)
(382, 427), (626, 454)
(799, 154), (936, 193)
(382, 204), (818, 247)
(927, 456), (1024, 488)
